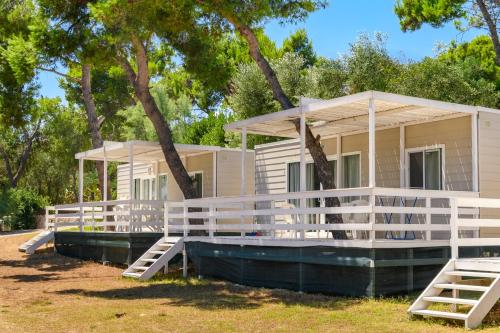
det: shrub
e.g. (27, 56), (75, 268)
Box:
(0, 188), (48, 230)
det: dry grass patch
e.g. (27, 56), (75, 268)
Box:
(0, 233), (498, 333)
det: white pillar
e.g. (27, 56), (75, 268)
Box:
(399, 125), (405, 188)
(368, 98), (376, 188)
(78, 158), (84, 203)
(299, 112), (306, 239)
(472, 113), (478, 192)
(129, 143), (134, 200)
(336, 135), (342, 188)
(240, 128), (247, 196)
(212, 151), (217, 197)
(103, 146), (108, 202)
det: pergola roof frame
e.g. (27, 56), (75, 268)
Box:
(224, 91), (500, 138)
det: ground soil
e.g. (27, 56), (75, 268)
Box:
(0, 232), (498, 333)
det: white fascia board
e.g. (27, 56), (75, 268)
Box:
(373, 91), (500, 115)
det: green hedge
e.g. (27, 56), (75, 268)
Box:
(0, 188), (48, 230)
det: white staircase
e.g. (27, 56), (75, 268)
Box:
(409, 258), (500, 329)
(18, 230), (54, 255)
(122, 237), (184, 280)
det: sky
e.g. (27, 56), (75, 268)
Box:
(38, 0), (482, 102)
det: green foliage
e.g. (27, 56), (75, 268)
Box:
(282, 29), (317, 67)
(390, 57), (500, 107)
(395, 0), (467, 31)
(439, 35), (500, 87)
(180, 112), (232, 146)
(344, 33), (402, 93)
(118, 82), (192, 142)
(0, 188), (48, 230)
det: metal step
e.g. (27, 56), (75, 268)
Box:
(422, 296), (478, 306)
(132, 266), (150, 271)
(122, 272), (142, 278)
(140, 259), (157, 263)
(150, 250), (166, 255)
(434, 283), (489, 292)
(411, 309), (468, 321)
(445, 271), (499, 279)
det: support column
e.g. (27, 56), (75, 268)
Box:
(472, 113), (478, 192)
(399, 125), (405, 188)
(103, 146), (108, 202)
(78, 158), (84, 232)
(368, 98), (376, 188)
(240, 128), (247, 237)
(212, 151), (217, 197)
(78, 158), (84, 203)
(240, 128), (247, 196)
(336, 135), (342, 188)
(128, 143), (134, 200)
(299, 112), (306, 239)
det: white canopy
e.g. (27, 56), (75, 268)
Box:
(75, 140), (245, 163)
(225, 91), (500, 138)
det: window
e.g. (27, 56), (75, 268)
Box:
(159, 175), (167, 201)
(342, 154), (360, 189)
(287, 160), (336, 223)
(190, 172), (203, 198)
(408, 148), (442, 190)
(142, 179), (151, 200)
(133, 179), (141, 200)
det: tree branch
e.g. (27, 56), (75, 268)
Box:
(36, 66), (81, 84)
(475, 0), (500, 65)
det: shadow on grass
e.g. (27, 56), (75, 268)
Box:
(53, 270), (362, 311)
(0, 247), (84, 273)
(3, 272), (61, 282)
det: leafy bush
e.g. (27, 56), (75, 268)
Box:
(0, 188), (48, 230)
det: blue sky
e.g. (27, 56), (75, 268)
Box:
(39, 0), (481, 101)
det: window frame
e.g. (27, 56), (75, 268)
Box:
(405, 144), (446, 190)
(188, 170), (204, 198)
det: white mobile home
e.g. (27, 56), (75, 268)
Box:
(26, 91), (500, 328)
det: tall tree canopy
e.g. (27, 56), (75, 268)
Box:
(395, 0), (500, 65)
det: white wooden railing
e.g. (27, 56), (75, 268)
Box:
(46, 200), (165, 232)
(451, 197), (500, 258)
(46, 187), (483, 248)
(163, 187), (478, 247)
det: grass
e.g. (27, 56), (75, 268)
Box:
(0, 233), (499, 333)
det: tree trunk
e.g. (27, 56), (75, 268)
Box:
(119, 36), (205, 234)
(81, 63), (112, 201)
(233, 21), (347, 239)
(0, 122), (40, 188)
(476, 0), (500, 66)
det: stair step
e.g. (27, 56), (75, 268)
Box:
(140, 259), (157, 263)
(411, 309), (468, 321)
(123, 272), (142, 278)
(150, 250), (166, 255)
(422, 296), (478, 306)
(434, 283), (489, 292)
(132, 266), (150, 271)
(156, 243), (173, 247)
(445, 271), (499, 279)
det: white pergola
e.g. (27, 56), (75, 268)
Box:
(225, 91), (500, 197)
(74, 140), (239, 202)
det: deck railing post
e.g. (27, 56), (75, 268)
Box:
(164, 201), (169, 239)
(270, 200), (275, 239)
(450, 198), (459, 259)
(183, 202), (188, 237)
(79, 203), (84, 233)
(209, 203), (214, 238)
(45, 206), (49, 231)
(369, 190), (376, 242)
(426, 197), (431, 241)
(54, 208), (58, 233)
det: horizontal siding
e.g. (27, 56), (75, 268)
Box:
(478, 111), (500, 237)
(406, 116), (472, 192)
